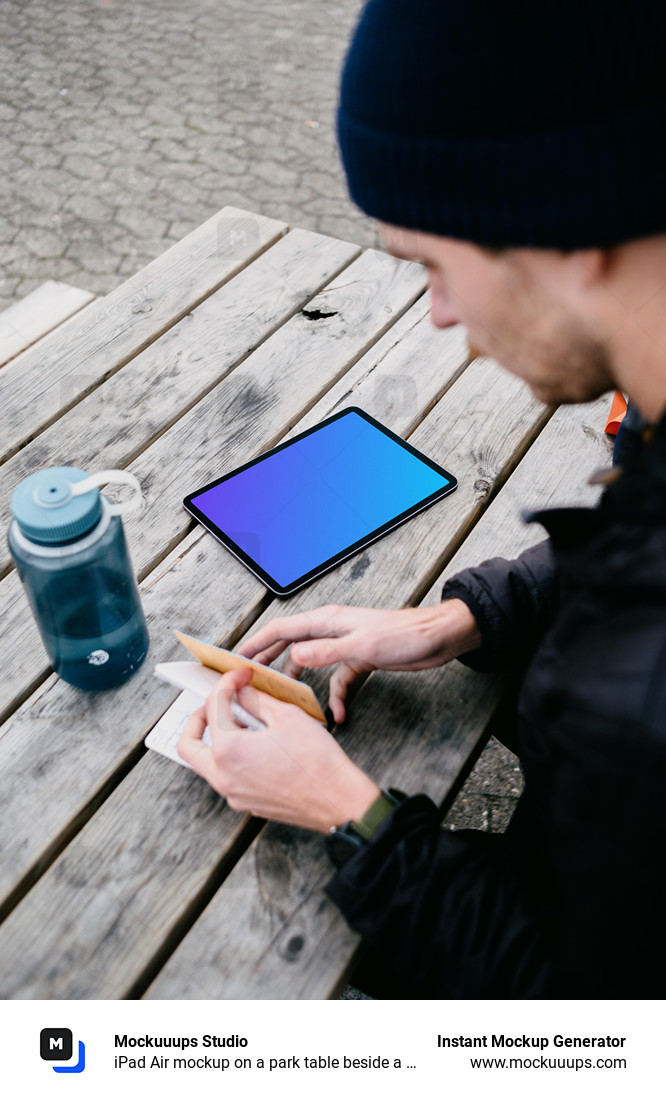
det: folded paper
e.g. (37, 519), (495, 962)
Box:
(174, 630), (326, 723)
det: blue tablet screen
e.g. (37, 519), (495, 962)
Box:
(189, 410), (451, 588)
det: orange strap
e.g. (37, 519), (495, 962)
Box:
(604, 391), (627, 436)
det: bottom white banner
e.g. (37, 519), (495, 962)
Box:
(0, 998), (658, 1100)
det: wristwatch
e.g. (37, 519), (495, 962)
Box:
(325, 788), (406, 868)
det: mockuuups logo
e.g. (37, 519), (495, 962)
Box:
(40, 1028), (86, 1074)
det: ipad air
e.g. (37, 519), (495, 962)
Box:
(183, 407), (457, 596)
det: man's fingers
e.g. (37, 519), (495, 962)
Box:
(282, 649), (305, 679)
(289, 636), (359, 670)
(206, 668), (252, 733)
(248, 639), (290, 667)
(329, 663), (362, 724)
(237, 606), (346, 659)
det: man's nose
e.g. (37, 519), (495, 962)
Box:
(429, 286), (460, 328)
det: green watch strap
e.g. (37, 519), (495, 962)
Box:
(351, 789), (403, 842)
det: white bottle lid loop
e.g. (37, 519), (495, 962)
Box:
(69, 469), (143, 517)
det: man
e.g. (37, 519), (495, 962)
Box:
(180, 0), (666, 996)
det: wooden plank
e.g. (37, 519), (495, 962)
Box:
(0, 207), (287, 466)
(0, 248), (420, 727)
(0, 748), (252, 999)
(431, 401), (612, 579)
(144, 397), (613, 999)
(0, 228), (359, 578)
(0, 270), (433, 932)
(0, 282), (95, 368)
(0, 346), (552, 999)
(283, 293), (455, 441)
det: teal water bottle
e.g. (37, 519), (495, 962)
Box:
(8, 467), (149, 689)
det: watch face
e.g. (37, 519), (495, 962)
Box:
(326, 826), (366, 868)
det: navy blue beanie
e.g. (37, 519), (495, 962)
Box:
(337, 0), (666, 248)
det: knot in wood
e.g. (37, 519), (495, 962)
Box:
(280, 933), (305, 962)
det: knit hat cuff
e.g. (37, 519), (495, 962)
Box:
(338, 97), (666, 248)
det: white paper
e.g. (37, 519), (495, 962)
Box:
(146, 661), (265, 768)
(145, 686), (210, 768)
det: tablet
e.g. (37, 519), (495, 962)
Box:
(183, 407), (457, 596)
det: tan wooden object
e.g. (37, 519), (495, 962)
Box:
(0, 248), (431, 916)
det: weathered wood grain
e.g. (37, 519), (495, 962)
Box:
(283, 293), (442, 440)
(0, 249), (422, 727)
(0, 207), (286, 465)
(0, 346), (549, 998)
(144, 397), (613, 999)
(0, 747), (252, 999)
(428, 397), (613, 582)
(0, 281), (94, 368)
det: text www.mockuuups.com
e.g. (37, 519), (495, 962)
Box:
(469, 1056), (627, 1071)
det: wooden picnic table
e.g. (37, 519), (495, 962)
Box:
(0, 206), (612, 999)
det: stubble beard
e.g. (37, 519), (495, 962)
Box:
(525, 326), (614, 406)
(480, 285), (615, 407)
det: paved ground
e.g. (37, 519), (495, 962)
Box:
(0, 0), (522, 831)
(0, 0), (377, 312)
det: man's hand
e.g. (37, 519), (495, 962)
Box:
(237, 599), (481, 723)
(178, 667), (381, 832)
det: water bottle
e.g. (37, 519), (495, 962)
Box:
(8, 467), (149, 690)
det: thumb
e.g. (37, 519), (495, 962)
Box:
(237, 681), (296, 725)
(207, 667), (252, 731)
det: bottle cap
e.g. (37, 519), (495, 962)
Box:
(10, 467), (102, 545)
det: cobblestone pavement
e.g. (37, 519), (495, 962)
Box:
(0, 0), (376, 311)
(1, 0), (522, 831)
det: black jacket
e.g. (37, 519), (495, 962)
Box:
(327, 414), (666, 998)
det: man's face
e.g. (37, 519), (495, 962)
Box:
(381, 224), (614, 406)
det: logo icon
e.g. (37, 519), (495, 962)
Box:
(87, 649), (110, 665)
(40, 1028), (86, 1074)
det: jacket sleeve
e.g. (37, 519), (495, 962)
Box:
(325, 795), (555, 998)
(441, 538), (558, 672)
(327, 674), (666, 999)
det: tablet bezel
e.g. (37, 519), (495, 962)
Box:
(183, 407), (457, 597)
